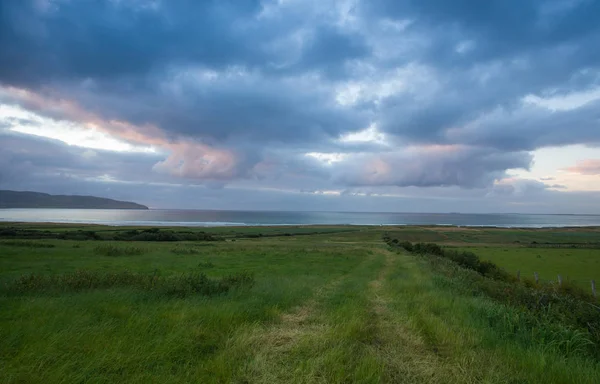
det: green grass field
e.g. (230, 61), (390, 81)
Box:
(1, 224), (600, 383)
(452, 246), (600, 288)
(385, 225), (600, 289)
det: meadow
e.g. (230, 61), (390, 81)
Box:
(1, 224), (600, 383)
(390, 225), (600, 289)
(452, 246), (600, 288)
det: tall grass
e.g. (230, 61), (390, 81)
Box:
(0, 233), (372, 383)
(170, 247), (200, 255)
(383, 252), (600, 383)
(386, 236), (600, 359)
(3, 228), (600, 382)
(2, 270), (254, 298)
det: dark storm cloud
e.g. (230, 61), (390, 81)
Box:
(376, 54), (600, 147)
(0, 0), (263, 85)
(0, 0), (371, 146)
(449, 99), (600, 150)
(62, 72), (369, 145)
(0, 0), (599, 198)
(369, 0), (600, 147)
(0, 0), (369, 85)
(282, 25), (371, 78)
(367, 0), (600, 64)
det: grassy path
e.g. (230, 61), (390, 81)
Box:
(224, 246), (465, 383)
(222, 248), (384, 383)
(365, 249), (456, 383)
(201, 245), (600, 383)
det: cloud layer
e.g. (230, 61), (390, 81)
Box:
(1, 0), (599, 212)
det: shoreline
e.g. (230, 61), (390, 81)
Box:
(3, 209), (600, 229)
(2, 220), (600, 230)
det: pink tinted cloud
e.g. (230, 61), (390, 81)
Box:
(405, 144), (464, 155)
(564, 159), (600, 175)
(2, 86), (247, 181)
(153, 142), (243, 180)
(1, 86), (165, 147)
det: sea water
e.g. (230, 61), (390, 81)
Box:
(2, 209), (600, 227)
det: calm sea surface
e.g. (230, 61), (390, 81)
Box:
(1, 209), (600, 227)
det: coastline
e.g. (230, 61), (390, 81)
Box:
(3, 208), (600, 228)
(2, 220), (600, 230)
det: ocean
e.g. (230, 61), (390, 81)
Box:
(1, 209), (600, 228)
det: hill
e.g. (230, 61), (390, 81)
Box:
(0, 190), (148, 209)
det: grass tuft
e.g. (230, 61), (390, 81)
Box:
(93, 244), (146, 256)
(170, 247), (200, 255)
(197, 261), (215, 268)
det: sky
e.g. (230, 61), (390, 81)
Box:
(1, 0), (600, 213)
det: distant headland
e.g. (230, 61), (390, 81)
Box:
(0, 190), (149, 210)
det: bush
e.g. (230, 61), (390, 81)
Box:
(0, 228), (18, 237)
(398, 241), (413, 252)
(58, 230), (100, 240)
(412, 242), (444, 256)
(118, 229), (223, 242)
(388, 239), (514, 282)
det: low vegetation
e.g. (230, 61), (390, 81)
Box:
(452, 246), (600, 288)
(197, 261), (216, 268)
(170, 246), (200, 255)
(0, 227), (224, 242)
(385, 235), (600, 359)
(1, 224), (600, 383)
(0, 240), (55, 248)
(3, 270), (253, 298)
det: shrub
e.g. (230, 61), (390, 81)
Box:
(58, 230), (100, 240)
(0, 228), (18, 237)
(388, 239), (514, 282)
(412, 242), (444, 256)
(398, 241), (413, 252)
(119, 229), (223, 242)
